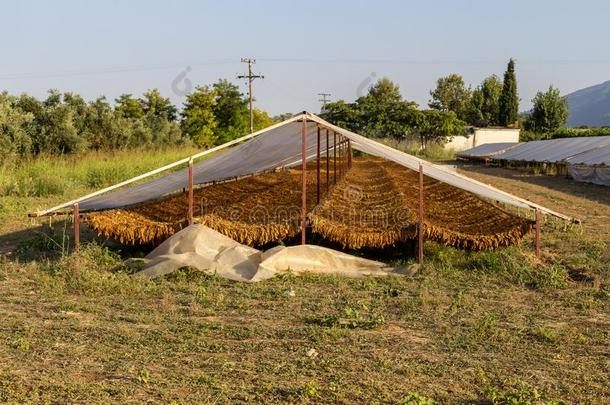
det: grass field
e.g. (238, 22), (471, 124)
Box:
(0, 150), (609, 403)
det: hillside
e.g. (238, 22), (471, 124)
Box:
(566, 80), (610, 127)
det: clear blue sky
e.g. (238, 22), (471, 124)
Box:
(1, 0), (609, 115)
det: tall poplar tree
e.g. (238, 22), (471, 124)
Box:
(499, 58), (519, 127)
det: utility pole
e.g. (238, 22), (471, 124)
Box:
(318, 92), (331, 112)
(238, 58), (264, 133)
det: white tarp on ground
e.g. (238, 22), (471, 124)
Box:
(135, 224), (403, 282)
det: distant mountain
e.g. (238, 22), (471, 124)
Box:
(565, 80), (610, 127)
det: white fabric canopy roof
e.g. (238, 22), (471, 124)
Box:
(33, 112), (574, 221)
(493, 136), (610, 164)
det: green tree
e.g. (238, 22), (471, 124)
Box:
(429, 74), (471, 121)
(144, 114), (182, 145)
(469, 75), (502, 126)
(0, 95), (33, 158)
(37, 101), (83, 154)
(358, 77), (418, 138)
(528, 86), (568, 133)
(84, 97), (133, 150)
(212, 79), (248, 143)
(140, 89), (177, 121)
(499, 59), (519, 127)
(115, 93), (144, 119)
(252, 108), (274, 132)
(181, 85), (218, 147)
(320, 100), (361, 132)
(413, 110), (466, 148)
(272, 113), (294, 123)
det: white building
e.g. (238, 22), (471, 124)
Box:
(444, 127), (520, 152)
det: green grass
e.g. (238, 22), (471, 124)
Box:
(0, 148), (609, 403)
(0, 146), (199, 228)
(0, 147), (200, 198)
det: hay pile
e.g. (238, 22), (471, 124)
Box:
(87, 157), (532, 251)
(310, 158), (532, 250)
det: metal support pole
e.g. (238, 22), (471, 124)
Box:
(418, 164), (424, 265)
(535, 209), (541, 258)
(188, 158), (194, 225)
(347, 139), (352, 169)
(337, 136), (341, 178)
(326, 129), (330, 193)
(339, 135), (345, 179)
(316, 126), (321, 205)
(343, 139), (348, 174)
(301, 118), (307, 245)
(333, 132), (337, 185)
(73, 202), (80, 252)
(339, 135), (344, 179)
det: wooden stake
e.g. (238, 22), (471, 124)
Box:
(535, 209), (541, 258)
(73, 203), (80, 252)
(301, 118), (307, 244)
(187, 158), (194, 225)
(418, 164), (424, 265)
(316, 126), (320, 205)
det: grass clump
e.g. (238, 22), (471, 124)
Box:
(400, 392), (436, 405)
(485, 382), (563, 404)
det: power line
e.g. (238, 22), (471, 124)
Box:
(4, 57), (610, 81)
(237, 58), (264, 133)
(318, 92), (331, 111)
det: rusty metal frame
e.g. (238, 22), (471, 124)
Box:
(418, 164), (424, 264)
(316, 126), (321, 205)
(347, 139), (352, 169)
(187, 158), (194, 225)
(326, 129), (330, 193)
(73, 202), (80, 252)
(535, 209), (541, 258)
(333, 131), (337, 185)
(301, 118), (307, 244)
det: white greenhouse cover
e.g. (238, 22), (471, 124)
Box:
(564, 144), (610, 166)
(493, 136), (610, 164)
(456, 142), (518, 159)
(33, 112), (574, 221)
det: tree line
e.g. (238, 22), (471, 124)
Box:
(0, 79), (274, 160)
(323, 58), (587, 145)
(322, 59), (523, 147)
(1, 58), (584, 160)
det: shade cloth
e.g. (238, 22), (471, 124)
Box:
(34, 112), (574, 221)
